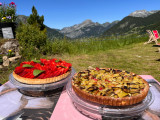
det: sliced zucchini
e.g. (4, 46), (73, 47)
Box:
(117, 91), (128, 98)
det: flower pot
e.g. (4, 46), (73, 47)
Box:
(0, 22), (17, 38)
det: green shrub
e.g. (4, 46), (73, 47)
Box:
(16, 24), (47, 59)
(16, 24), (47, 49)
(20, 45), (41, 61)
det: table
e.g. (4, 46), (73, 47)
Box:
(0, 75), (160, 120)
(0, 81), (63, 120)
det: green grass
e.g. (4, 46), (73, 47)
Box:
(48, 42), (160, 82)
(0, 59), (23, 84)
(0, 35), (159, 84)
(47, 34), (148, 55)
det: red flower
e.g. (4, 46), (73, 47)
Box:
(10, 2), (15, 5)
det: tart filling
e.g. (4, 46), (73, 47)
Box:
(72, 68), (149, 106)
(13, 58), (72, 84)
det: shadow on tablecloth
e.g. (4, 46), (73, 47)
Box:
(19, 108), (54, 120)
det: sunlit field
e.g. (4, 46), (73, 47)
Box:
(1, 35), (159, 84)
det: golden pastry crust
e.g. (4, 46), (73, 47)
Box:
(13, 70), (71, 84)
(72, 68), (149, 106)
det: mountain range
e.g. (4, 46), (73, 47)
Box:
(16, 15), (119, 39)
(103, 10), (160, 36)
(16, 9), (160, 39)
(60, 20), (119, 39)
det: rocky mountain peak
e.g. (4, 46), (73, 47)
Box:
(82, 19), (93, 24)
(80, 19), (102, 27)
(102, 22), (110, 27)
(128, 10), (159, 18)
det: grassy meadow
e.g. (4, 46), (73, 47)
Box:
(0, 35), (160, 84)
(48, 42), (160, 81)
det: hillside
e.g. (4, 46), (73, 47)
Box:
(46, 26), (65, 39)
(16, 15), (28, 24)
(103, 11), (160, 36)
(139, 21), (160, 34)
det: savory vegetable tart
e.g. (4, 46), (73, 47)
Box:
(13, 58), (72, 84)
(72, 67), (149, 106)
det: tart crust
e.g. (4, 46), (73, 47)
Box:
(13, 69), (71, 84)
(72, 69), (149, 106)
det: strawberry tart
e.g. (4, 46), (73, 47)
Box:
(13, 58), (72, 84)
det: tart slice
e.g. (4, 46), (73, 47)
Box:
(72, 68), (149, 106)
(13, 58), (72, 84)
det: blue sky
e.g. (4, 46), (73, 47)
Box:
(2, 0), (160, 29)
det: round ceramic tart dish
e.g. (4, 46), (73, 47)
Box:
(13, 58), (72, 84)
(72, 68), (149, 106)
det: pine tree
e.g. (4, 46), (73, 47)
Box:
(27, 6), (45, 31)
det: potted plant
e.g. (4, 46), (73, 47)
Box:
(0, 2), (17, 38)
